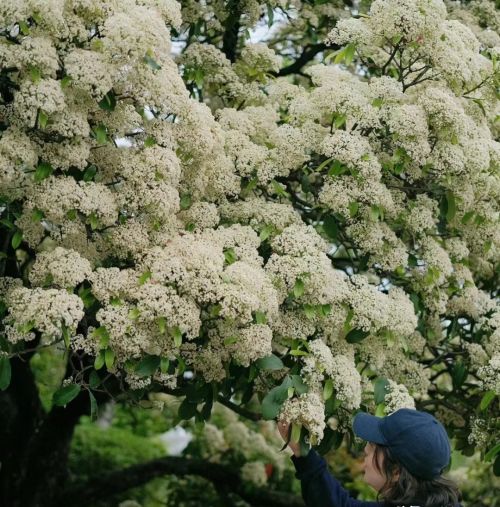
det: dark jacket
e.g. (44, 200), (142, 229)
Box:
(291, 448), (462, 507)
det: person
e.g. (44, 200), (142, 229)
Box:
(278, 408), (463, 507)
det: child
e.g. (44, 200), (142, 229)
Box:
(278, 408), (462, 507)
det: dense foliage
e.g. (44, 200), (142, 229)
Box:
(0, 0), (499, 505)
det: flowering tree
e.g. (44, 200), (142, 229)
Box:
(0, 0), (499, 505)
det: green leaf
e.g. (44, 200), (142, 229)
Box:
(328, 160), (348, 177)
(135, 355), (161, 377)
(90, 39), (103, 52)
(480, 390), (496, 411)
(104, 348), (115, 369)
(83, 165), (97, 182)
(315, 157), (333, 173)
(128, 307), (140, 320)
(60, 75), (72, 88)
(53, 384), (81, 406)
(348, 201), (359, 217)
(143, 53), (161, 70)
(29, 66), (41, 83)
(472, 98), (486, 116)
(323, 215), (339, 241)
(290, 349), (309, 356)
(372, 98), (384, 108)
(303, 304), (316, 320)
(267, 4), (274, 27)
(451, 361), (467, 389)
(92, 124), (108, 145)
(291, 422), (301, 443)
(180, 194), (191, 210)
(344, 43), (356, 65)
(323, 378), (333, 401)
(485, 442), (500, 462)
(38, 110), (48, 129)
(32, 209), (44, 223)
(223, 336), (238, 345)
(293, 278), (305, 298)
(62, 324), (70, 349)
(224, 247), (237, 265)
(89, 370), (101, 389)
(320, 304), (332, 316)
(445, 191), (456, 222)
(89, 390), (98, 421)
(93, 327), (110, 349)
(374, 377), (389, 405)
(138, 271), (152, 285)
(193, 68), (204, 88)
(370, 205), (382, 221)
(345, 328), (370, 344)
(140, 136), (155, 149)
(375, 403), (386, 417)
(0, 356), (11, 391)
(333, 45), (346, 64)
(315, 428), (343, 455)
(255, 311), (267, 325)
(333, 113), (347, 129)
(98, 90), (116, 111)
(259, 224), (274, 241)
(494, 454), (500, 477)
(172, 326), (183, 348)
(11, 230), (23, 249)
(34, 162), (53, 182)
(291, 374), (308, 395)
(261, 377), (293, 420)
(94, 350), (105, 370)
(256, 354), (284, 371)
(157, 316), (167, 335)
(0, 218), (15, 229)
(110, 297), (122, 306)
(19, 20), (30, 35)
(160, 357), (170, 374)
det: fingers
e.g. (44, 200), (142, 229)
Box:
(277, 419), (290, 440)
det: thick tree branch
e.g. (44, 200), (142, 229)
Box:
(222, 0), (243, 63)
(217, 394), (261, 421)
(273, 43), (331, 77)
(58, 456), (305, 507)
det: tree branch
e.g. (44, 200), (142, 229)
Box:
(217, 394), (261, 421)
(222, 0), (243, 63)
(274, 43), (330, 77)
(58, 455), (305, 507)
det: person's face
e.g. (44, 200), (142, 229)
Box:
(362, 443), (388, 492)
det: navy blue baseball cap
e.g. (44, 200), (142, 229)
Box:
(353, 408), (451, 480)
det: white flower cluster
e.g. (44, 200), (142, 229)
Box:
(1, 0), (498, 451)
(477, 355), (500, 395)
(240, 461), (268, 487)
(347, 275), (417, 338)
(29, 247), (92, 289)
(280, 391), (326, 445)
(304, 339), (361, 411)
(384, 380), (416, 414)
(4, 286), (84, 342)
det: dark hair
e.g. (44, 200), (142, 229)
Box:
(372, 443), (462, 507)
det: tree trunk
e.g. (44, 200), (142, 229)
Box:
(0, 355), (89, 507)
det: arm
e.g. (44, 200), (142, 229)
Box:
(291, 448), (383, 507)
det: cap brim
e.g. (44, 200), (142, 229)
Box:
(353, 412), (388, 445)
